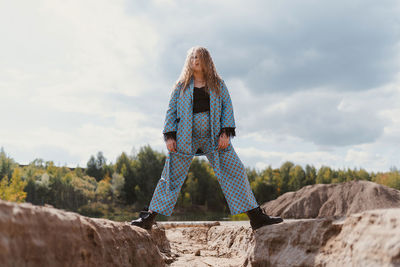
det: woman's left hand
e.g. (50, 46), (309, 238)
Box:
(218, 133), (230, 150)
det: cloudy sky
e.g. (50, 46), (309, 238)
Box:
(1, 0), (399, 172)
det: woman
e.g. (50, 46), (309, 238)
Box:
(131, 46), (283, 231)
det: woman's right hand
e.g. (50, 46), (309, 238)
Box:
(166, 139), (177, 153)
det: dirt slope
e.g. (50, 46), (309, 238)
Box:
(0, 199), (165, 267)
(262, 180), (400, 219)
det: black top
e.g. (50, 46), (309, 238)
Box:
(193, 86), (210, 113)
(163, 86), (236, 142)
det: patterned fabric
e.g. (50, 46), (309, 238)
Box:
(149, 111), (259, 216)
(162, 77), (236, 148)
(162, 77), (235, 155)
(162, 85), (181, 134)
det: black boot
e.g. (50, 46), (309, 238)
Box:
(246, 206), (283, 231)
(130, 207), (158, 230)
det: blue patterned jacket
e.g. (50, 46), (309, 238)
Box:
(163, 77), (236, 156)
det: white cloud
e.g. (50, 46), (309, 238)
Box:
(345, 148), (386, 169)
(0, 0), (399, 172)
(237, 146), (342, 171)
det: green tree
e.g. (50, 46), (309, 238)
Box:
(25, 172), (51, 205)
(279, 161), (294, 193)
(373, 170), (400, 190)
(116, 152), (138, 204)
(201, 162), (227, 212)
(96, 176), (113, 203)
(184, 172), (198, 206)
(251, 177), (277, 204)
(288, 165), (306, 191)
(336, 169), (347, 183)
(0, 148), (16, 181)
(30, 158), (45, 168)
(86, 152), (108, 181)
(305, 165), (316, 185)
(134, 145), (166, 206)
(316, 166), (332, 184)
(0, 168), (27, 203)
(246, 167), (259, 184)
(357, 168), (370, 181)
(111, 173), (125, 201)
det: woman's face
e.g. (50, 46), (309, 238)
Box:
(191, 51), (202, 73)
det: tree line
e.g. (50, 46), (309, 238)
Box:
(0, 147), (399, 221)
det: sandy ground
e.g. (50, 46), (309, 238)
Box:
(158, 221), (251, 267)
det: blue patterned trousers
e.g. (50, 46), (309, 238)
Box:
(149, 111), (259, 216)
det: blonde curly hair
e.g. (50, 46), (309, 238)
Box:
(174, 46), (223, 96)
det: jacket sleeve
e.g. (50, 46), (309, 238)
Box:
(220, 80), (236, 130)
(163, 83), (181, 135)
(218, 127), (236, 139)
(163, 131), (177, 142)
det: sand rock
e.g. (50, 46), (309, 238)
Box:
(245, 209), (400, 267)
(160, 221), (220, 229)
(207, 223), (254, 258)
(149, 225), (171, 254)
(0, 199), (165, 267)
(244, 219), (341, 266)
(262, 180), (400, 219)
(2, 183), (400, 267)
(163, 210), (400, 267)
(160, 221), (252, 266)
(161, 209), (400, 266)
(315, 209), (400, 267)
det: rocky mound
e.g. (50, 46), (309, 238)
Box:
(1, 198), (400, 266)
(262, 180), (400, 219)
(0, 199), (165, 267)
(160, 210), (400, 266)
(245, 209), (400, 267)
